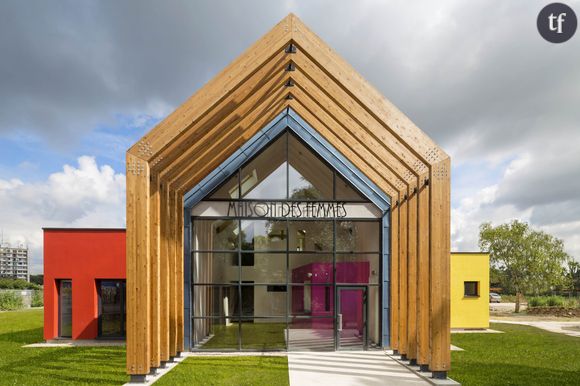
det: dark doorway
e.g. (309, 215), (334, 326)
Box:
(98, 280), (126, 338)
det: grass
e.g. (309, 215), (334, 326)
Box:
(0, 309), (128, 385)
(201, 322), (286, 350)
(157, 356), (289, 386)
(450, 322), (580, 385)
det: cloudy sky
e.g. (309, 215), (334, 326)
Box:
(1, 0), (579, 274)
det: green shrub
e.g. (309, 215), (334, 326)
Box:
(31, 290), (43, 307)
(546, 296), (565, 307)
(528, 297), (547, 308)
(0, 291), (24, 311)
(0, 278), (40, 290)
(563, 298), (580, 309)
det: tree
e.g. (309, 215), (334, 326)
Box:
(565, 260), (580, 293)
(30, 274), (44, 286)
(479, 220), (570, 312)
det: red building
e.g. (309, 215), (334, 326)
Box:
(43, 228), (126, 340)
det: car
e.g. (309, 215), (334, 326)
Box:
(489, 292), (502, 303)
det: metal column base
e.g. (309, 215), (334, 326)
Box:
(419, 364), (430, 372)
(129, 375), (147, 383)
(432, 371), (447, 379)
(409, 359), (417, 366)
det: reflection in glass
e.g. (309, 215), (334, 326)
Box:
(209, 171), (240, 199)
(336, 254), (379, 284)
(241, 135), (287, 199)
(241, 220), (286, 251)
(290, 285), (333, 317)
(289, 254), (333, 284)
(59, 280), (72, 338)
(287, 317), (334, 351)
(193, 318), (239, 350)
(242, 285), (287, 317)
(241, 320), (286, 349)
(241, 253), (286, 284)
(288, 221), (333, 251)
(193, 219), (239, 250)
(288, 134), (333, 200)
(193, 252), (238, 284)
(193, 285), (238, 318)
(335, 173), (366, 201)
(336, 221), (380, 252)
(99, 280), (125, 338)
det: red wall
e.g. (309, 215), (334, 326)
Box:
(43, 229), (126, 340)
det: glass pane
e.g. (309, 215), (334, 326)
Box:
(59, 280), (72, 337)
(241, 253), (286, 284)
(242, 285), (287, 317)
(288, 317), (334, 351)
(193, 318), (239, 350)
(336, 254), (380, 284)
(241, 220), (286, 251)
(241, 134), (287, 199)
(241, 320), (287, 350)
(289, 254), (333, 284)
(193, 219), (239, 251)
(336, 221), (380, 252)
(335, 173), (367, 201)
(338, 288), (364, 350)
(99, 280), (124, 337)
(290, 285), (333, 317)
(192, 285), (239, 318)
(193, 252), (238, 284)
(288, 134), (333, 200)
(367, 285), (381, 348)
(288, 221), (333, 252)
(209, 171), (240, 199)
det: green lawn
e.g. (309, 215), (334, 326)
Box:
(157, 356), (289, 386)
(201, 322), (286, 350)
(0, 309), (128, 385)
(450, 323), (580, 385)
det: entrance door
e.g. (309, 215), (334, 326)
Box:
(336, 286), (366, 350)
(98, 280), (126, 338)
(58, 280), (73, 338)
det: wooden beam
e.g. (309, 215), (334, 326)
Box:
(159, 183), (170, 361)
(390, 202), (399, 351)
(149, 173), (161, 367)
(129, 15), (292, 159)
(417, 174), (431, 366)
(126, 153), (151, 375)
(398, 192), (408, 355)
(429, 158), (451, 372)
(407, 182), (418, 361)
(176, 193), (184, 353)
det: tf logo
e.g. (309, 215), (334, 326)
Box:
(537, 3), (577, 43)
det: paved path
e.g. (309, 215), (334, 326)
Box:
(491, 319), (580, 338)
(288, 351), (430, 386)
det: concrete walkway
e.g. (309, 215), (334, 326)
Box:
(288, 351), (430, 386)
(491, 319), (580, 338)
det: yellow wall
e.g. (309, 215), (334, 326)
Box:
(450, 253), (489, 329)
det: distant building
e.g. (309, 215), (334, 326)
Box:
(450, 252), (490, 329)
(0, 243), (29, 281)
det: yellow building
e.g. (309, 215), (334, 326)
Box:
(450, 252), (490, 329)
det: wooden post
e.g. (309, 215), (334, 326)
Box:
(417, 174), (431, 367)
(429, 159), (451, 373)
(126, 153), (151, 375)
(390, 201), (399, 352)
(159, 182), (170, 362)
(176, 193), (185, 353)
(149, 173), (161, 368)
(398, 193), (408, 356)
(168, 190), (177, 357)
(407, 184), (418, 362)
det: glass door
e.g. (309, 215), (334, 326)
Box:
(98, 280), (126, 338)
(58, 280), (72, 338)
(336, 286), (366, 350)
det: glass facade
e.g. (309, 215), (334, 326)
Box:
(191, 132), (382, 351)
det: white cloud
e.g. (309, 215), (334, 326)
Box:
(0, 156), (125, 273)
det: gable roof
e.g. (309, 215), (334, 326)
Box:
(128, 13), (448, 202)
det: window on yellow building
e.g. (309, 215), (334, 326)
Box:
(464, 281), (479, 297)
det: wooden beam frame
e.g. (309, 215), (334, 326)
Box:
(126, 13), (450, 377)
